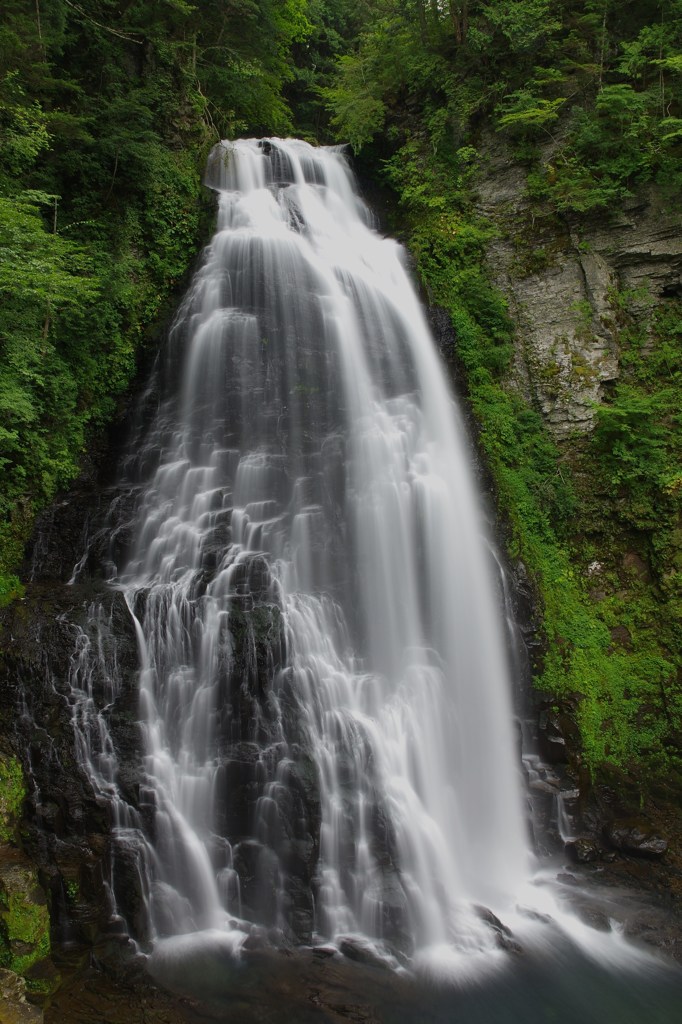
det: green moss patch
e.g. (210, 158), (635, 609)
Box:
(0, 756), (24, 844)
(0, 863), (53, 992)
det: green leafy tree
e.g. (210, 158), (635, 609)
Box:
(0, 0), (315, 598)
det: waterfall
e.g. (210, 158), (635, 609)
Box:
(76, 138), (532, 969)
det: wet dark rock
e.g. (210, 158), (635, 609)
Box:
(47, 942), (429, 1024)
(199, 518), (232, 574)
(338, 936), (393, 971)
(604, 819), (668, 859)
(221, 602), (285, 712)
(379, 873), (411, 954)
(0, 580), (146, 953)
(538, 728), (566, 763)
(27, 494), (101, 584)
(567, 899), (612, 932)
(474, 905), (513, 936)
(312, 945), (337, 959)
(111, 844), (151, 942)
(473, 905), (523, 954)
(233, 841), (278, 923)
(537, 702), (581, 765)
(624, 908), (682, 956)
(190, 591), (322, 945)
(510, 560), (538, 643)
(566, 838), (601, 864)
(227, 553), (275, 603)
(242, 928), (269, 952)
(280, 875), (316, 945)
(427, 305), (456, 362)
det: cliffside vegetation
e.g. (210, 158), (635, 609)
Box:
(323, 0), (682, 784)
(1, 0), (681, 789)
(0, 0), (311, 602)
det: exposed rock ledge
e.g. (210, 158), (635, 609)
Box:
(475, 133), (682, 437)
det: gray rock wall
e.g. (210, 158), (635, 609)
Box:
(475, 134), (682, 436)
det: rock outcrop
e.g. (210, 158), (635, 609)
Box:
(476, 133), (682, 436)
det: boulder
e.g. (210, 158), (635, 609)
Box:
(537, 703), (581, 765)
(604, 818), (668, 859)
(473, 905), (523, 954)
(0, 968), (43, 1023)
(338, 935), (394, 971)
(565, 838), (601, 864)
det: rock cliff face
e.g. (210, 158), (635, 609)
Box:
(0, 478), (327, 951)
(471, 133), (682, 942)
(476, 133), (682, 437)
(0, 536), (135, 983)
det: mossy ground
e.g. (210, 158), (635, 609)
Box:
(0, 754), (56, 995)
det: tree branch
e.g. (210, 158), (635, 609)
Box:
(62, 0), (144, 44)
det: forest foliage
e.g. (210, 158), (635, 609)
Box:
(0, 0), (311, 601)
(324, 0), (682, 210)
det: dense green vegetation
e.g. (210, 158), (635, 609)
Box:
(572, 297), (682, 770)
(1, 0), (681, 784)
(323, 0), (682, 781)
(325, 0), (682, 204)
(0, 0), (311, 602)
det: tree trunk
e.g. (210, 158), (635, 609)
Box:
(449, 1), (469, 45)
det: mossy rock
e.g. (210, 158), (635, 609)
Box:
(0, 862), (58, 996)
(0, 968), (42, 1022)
(0, 754), (56, 995)
(0, 757), (24, 844)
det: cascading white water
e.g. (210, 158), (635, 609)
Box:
(105, 137), (530, 967)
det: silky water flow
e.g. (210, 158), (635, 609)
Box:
(64, 139), (682, 996)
